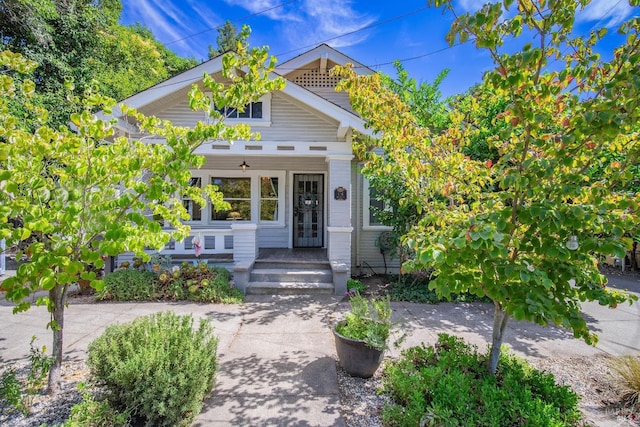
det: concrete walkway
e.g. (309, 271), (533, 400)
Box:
(0, 274), (639, 426)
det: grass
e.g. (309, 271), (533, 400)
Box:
(611, 355), (640, 409)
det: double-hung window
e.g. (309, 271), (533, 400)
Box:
(363, 177), (391, 229)
(211, 177), (251, 221)
(182, 177), (202, 221)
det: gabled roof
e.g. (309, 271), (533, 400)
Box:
(276, 44), (374, 77)
(106, 45), (371, 138)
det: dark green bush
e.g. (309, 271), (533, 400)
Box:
(382, 334), (581, 427)
(385, 274), (490, 304)
(96, 269), (158, 301)
(87, 311), (218, 427)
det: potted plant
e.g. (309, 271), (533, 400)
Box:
(333, 293), (393, 378)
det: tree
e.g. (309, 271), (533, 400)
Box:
(0, 34), (285, 393)
(208, 20), (247, 59)
(0, 0), (197, 127)
(336, 0), (639, 374)
(366, 63), (451, 266)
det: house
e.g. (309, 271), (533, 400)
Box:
(110, 44), (398, 295)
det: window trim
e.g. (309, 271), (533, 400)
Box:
(185, 169), (285, 227)
(206, 93), (272, 127)
(362, 176), (392, 231)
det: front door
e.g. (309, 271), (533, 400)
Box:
(293, 174), (324, 248)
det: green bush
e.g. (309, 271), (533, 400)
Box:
(347, 278), (366, 294)
(382, 334), (581, 426)
(385, 274), (490, 304)
(96, 269), (158, 301)
(157, 263), (243, 303)
(87, 312), (218, 427)
(64, 383), (129, 427)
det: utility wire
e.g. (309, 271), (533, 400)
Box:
(165, 0), (301, 46)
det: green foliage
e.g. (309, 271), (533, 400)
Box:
(336, 0), (640, 374)
(96, 269), (158, 301)
(0, 369), (23, 414)
(611, 356), (640, 409)
(382, 334), (581, 426)
(64, 383), (129, 427)
(87, 312), (218, 427)
(158, 264), (242, 304)
(0, 41), (282, 390)
(336, 293), (392, 351)
(385, 274), (491, 304)
(97, 264), (243, 303)
(0, 336), (55, 416)
(208, 20), (248, 59)
(0, 0), (196, 127)
(347, 278), (366, 294)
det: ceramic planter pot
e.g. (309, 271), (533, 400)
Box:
(333, 321), (384, 378)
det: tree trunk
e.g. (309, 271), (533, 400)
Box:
(630, 241), (638, 271)
(487, 303), (509, 375)
(47, 285), (67, 394)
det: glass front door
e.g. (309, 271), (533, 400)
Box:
(293, 174), (323, 248)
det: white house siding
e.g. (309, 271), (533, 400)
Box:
(352, 163), (401, 275)
(260, 93), (339, 142)
(303, 87), (353, 114)
(151, 92), (340, 143)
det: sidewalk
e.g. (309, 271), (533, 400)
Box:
(0, 273), (639, 426)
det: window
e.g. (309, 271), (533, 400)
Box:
(182, 177), (202, 221)
(217, 102), (262, 119)
(211, 177), (251, 221)
(363, 177), (391, 229)
(369, 186), (385, 226)
(259, 177), (279, 221)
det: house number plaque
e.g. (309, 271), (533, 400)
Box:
(334, 186), (347, 200)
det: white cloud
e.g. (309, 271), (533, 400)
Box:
(577, 0), (636, 28)
(456, 0), (481, 13)
(124, 0), (207, 56)
(221, 0), (376, 49)
(222, 0), (303, 22)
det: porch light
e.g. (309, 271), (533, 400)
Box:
(239, 159), (250, 172)
(565, 235), (579, 251)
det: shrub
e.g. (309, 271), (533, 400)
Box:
(87, 312), (218, 427)
(157, 263), (243, 304)
(0, 336), (54, 416)
(64, 383), (129, 427)
(347, 278), (366, 294)
(385, 274), (490, 304)
(96, 269), (158, 301)
(611, 355), (640, 409)
(382, 334), (581, 426)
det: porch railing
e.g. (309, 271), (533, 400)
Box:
(159, 228), (234, 256)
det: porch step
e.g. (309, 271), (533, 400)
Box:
(250, 267), (333, 284)
(246, 281), (334, 295)
(246, 258), (334, 295)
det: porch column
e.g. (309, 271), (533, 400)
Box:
(231, 223), (258, 294)
(231, 223), (259, 262)
(326, 155), (354, 295)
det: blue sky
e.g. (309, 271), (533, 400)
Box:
(120, 0), (638, 98)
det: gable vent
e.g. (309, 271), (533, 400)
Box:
(212, 145), (231, 150)
(309, 146), (327, 151)
(293, 69), (342, 88)
(277, 145), (295, 151)
(245, 145), (263, 150)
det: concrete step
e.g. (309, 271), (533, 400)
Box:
(246, 281), (334, 295)
(253, 260), (331, 270)
(250, 268), (333, 284)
